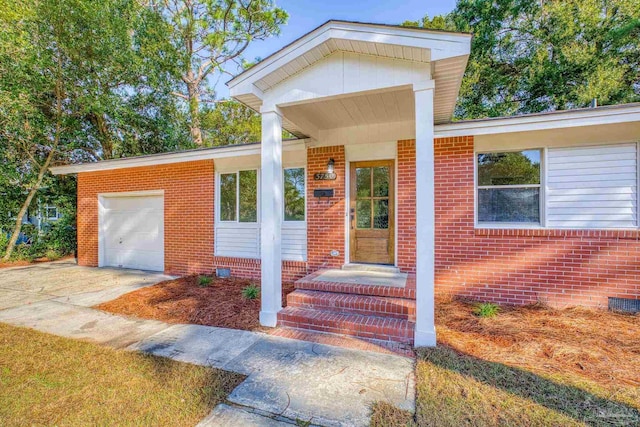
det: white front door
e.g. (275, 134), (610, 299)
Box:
(100, 194), (164, 271)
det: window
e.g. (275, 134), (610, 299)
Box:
(45, 206), (58, 220)
(284, 168), (305, 221)
(219, 170), (258, 222)
(477, 150), (541, 224)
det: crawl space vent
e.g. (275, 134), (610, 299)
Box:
(608, 297), (640, 314)
(216, 268), (231, 278)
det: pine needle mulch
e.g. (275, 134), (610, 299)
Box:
(95, 275), (295, 331)
(372, 298), (640, 427)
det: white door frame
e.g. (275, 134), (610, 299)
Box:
(97, 189), (165, 269)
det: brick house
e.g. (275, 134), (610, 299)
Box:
(51, 21), (640, 347)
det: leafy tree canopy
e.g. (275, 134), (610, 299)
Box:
(405, 0), (640, 119)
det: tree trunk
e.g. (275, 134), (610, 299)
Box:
(2, 148), (56, 261)
(91, 113), (114, 159)
(186, 80), (203, 146)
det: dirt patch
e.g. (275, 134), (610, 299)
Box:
(0, 255), (75, 269)
(95, 275), (295, 331)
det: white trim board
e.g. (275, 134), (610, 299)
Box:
(435, 103), (640, 137)
(50, 139), (309, 175)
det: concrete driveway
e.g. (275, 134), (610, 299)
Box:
(0, 259), (172, 310)
(0, 260), (415, 427)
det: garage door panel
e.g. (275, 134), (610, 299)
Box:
(104, 211), (162, 235)
(117, 249), (163, 272)
(105, 196), (163, 211)
(100, 194), (164, 272)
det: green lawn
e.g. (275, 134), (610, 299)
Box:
(0, 323), (244, 426)
(372, 300), (640, 427)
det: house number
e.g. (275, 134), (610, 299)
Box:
(313, 172), (337, 180)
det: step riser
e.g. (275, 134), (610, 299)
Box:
(278, 320), (413, 344)
(287, 292), (415, 321)
(278, 310), (414, 344)
(295, 281), (415, 299)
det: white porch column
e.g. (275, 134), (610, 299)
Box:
(259, 107), (284, 327)
(413, 80), (437, 347)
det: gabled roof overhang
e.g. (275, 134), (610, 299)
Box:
(227, 20), (472, 136)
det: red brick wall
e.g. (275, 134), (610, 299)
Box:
(77, 160), (308, 281)
(211, 256), (307, 282)
(397, 140), (417, 273)
(434, 135), (640, 308)
(307, 146), (346, 270)
(77, 161), (215, 276)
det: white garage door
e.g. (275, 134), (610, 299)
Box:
(100, 193), (164, 271)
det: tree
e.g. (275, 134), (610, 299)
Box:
(0, 0), (186, 260)
(153, 0), (287, 146)
(406, 0), (640, 119)
(200, 100), (261, 146)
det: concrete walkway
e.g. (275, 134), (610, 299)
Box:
(0, 261), (415, 427)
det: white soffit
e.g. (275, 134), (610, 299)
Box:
(228, 20), (472, 133)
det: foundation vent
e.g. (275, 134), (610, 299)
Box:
(608, 297), (640, 314)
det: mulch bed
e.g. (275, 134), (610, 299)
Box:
(0, 255), (74, 269)
(95, 275), (295, 331)
(436, 297), (640, 387)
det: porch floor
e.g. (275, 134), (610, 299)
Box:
(310, 269), (408, 288)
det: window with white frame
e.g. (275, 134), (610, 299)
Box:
(45, 206), (59, 220)
(218, 170), (258, 223)
(476, 150), (542, 224)
(284, 168), (305, 221)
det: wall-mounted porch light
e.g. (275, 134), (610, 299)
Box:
(327, 158), (335, 174)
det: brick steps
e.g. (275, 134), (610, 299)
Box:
(295, 277), (415, 299)
(278, 306), (415, 344)
(287, 289), (415, 321)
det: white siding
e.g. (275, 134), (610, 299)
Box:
(547, 143), (638, 228)
(282, 223), (307, 262)
(215, 225), (260, 258)
(215, 223), (307, 261)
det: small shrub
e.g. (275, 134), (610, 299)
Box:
(197, 275), (212, 287)
(473, 302), (500, 318)
(0, 232), (8, 255)
(242, 284), (260, 300)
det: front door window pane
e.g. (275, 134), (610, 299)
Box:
(373, 199), (389, 229)
(356, 168), (371, 198)
(356, 200), (371, 228)
(373, 167), (389, 197)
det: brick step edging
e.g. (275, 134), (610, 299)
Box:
(277, 306), (415, 344)
(287, 289), (416, 321)
(295, 279), (416, 299)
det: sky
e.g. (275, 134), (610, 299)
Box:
(217, 0), (457, 97)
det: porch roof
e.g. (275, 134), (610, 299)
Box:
(227, 20), (472, 137)
(49, 103), (640, 175)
